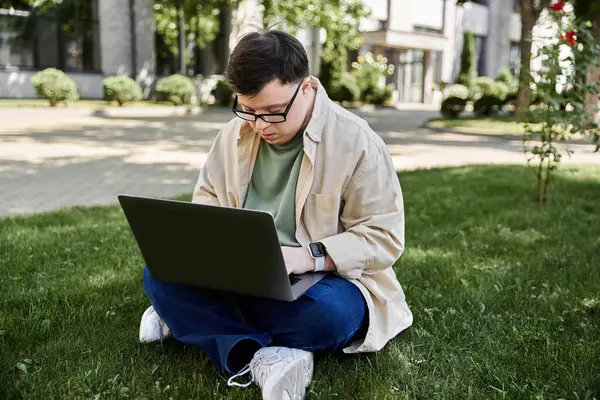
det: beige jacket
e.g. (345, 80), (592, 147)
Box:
(192, 77), (413, 353)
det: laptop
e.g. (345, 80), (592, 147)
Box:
(118, 195), (327, 301)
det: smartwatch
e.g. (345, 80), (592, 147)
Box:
(308, 241), (327, 272)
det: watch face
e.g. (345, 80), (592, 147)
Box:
(309, 242), (326, 257)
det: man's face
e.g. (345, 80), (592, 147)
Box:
(236, 78), (312, 145)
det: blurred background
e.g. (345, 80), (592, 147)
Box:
(0, 0), (525, 106)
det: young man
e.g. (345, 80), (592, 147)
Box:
(140, 30), (413, 399)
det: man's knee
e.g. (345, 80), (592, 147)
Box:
(300, 278), (367, 343)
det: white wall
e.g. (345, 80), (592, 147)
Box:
(510, 13), (522, 42)
(441, 0), (461, 83)
(461, 3), (489, 36)
(390, 0), (445, 32)
(362, 0), (388, 21)
(0, 71), (36, 98)
(0, 71), (104, 99)
(486, 0), (515, 77)
(411, 0), (445, 31)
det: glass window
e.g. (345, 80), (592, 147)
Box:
(0, 10), (34, 67)
(0, 0), (29, 9)
(431, 50), (443, 83)
(0, 0), (99, 71)
(474, 35), (487, 76)
(62, 20), (99, 71)
(37, 17), (59, 68)
(410, 50), (424, 102)
(513, 0), (521, 13)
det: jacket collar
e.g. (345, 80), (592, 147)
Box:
(303, 77), (329, 143)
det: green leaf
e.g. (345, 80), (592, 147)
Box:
(16, 363), (28, 374)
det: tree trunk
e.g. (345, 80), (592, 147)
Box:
(542, 156), (551, 203)
(583, 15), (600, 124)
(177, 1), (186, 74)
(536, 156), (543, 203)
(516, 0), (536, 116)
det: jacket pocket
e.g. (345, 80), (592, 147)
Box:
(303, 193), (341, 241)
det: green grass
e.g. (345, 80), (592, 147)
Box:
(1, 165), (600, 399)
(0, 99), (179, 108)
(427, 115), (528, 135)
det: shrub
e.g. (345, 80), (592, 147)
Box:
(441, 96), (467, 118)
(457, 30), (475, 88)
(494, 81), (510, 101)
(320, 53), (346, 98)
(444, 84), (470, 100)
(351, 52), (394, 104)
(31, 68), (79, 107)
(471, 76), (496, 99)
(211, 80), (234, 107)
(329, 73), (361, 103)
(156, 74), (196, 105)
(365, 85), (393, 106)
(471, 77), (510, 102)
(473, 94), (504, 116)
(503, 91), (518, 108)
(102, 76), (142, 106)
(495, 67), (516, 89)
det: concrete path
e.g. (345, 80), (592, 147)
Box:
(1, 106), (598, 218)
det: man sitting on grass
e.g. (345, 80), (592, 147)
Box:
(139, 29), (412, 400)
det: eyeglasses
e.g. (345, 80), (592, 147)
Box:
(231, 81), (303, 124)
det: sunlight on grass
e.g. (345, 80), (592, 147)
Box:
(427, 115), (528, 134)
(1, 165), (599, 399)
(87, 270), (124, 288)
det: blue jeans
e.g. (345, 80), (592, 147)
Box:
(143, 266), (368, 376)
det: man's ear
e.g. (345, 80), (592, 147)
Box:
(301, 77), (312, 96)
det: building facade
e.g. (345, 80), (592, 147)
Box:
(0, 0), (154, 99)
(359, 0), (522, 103)
(0, 0), (522, 103)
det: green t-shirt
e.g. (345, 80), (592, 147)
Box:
(243, 131), (304, 247)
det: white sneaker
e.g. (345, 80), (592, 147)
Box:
(139, 305), (171, 343)
(227, 346), (314, 400)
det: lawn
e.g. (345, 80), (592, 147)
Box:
(0, 99), (178, 109)
(1, 165), (599, 399)
(426, 115), (528, 135)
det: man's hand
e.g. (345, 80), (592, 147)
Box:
(281, 246), (314, 275)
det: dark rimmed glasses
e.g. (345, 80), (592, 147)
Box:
(231, 81), (302, 124)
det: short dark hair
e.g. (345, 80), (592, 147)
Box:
(225, 30), (310, 96)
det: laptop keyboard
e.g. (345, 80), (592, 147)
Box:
(289, 276), (301, 286)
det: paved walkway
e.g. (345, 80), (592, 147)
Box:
(1, 107), (598, 218)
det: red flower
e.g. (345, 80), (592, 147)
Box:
(551, 1), (567, 11)
(561, 30), (576, 46)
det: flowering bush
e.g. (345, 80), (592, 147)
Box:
(351, 52), (395, 105)
(523, 1), (600, 203)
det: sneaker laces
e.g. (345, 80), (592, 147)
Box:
(227, 351), (282, 388)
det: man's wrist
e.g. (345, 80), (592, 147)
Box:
(308, 241), (327, 272)
(313, 256), (325, 272)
